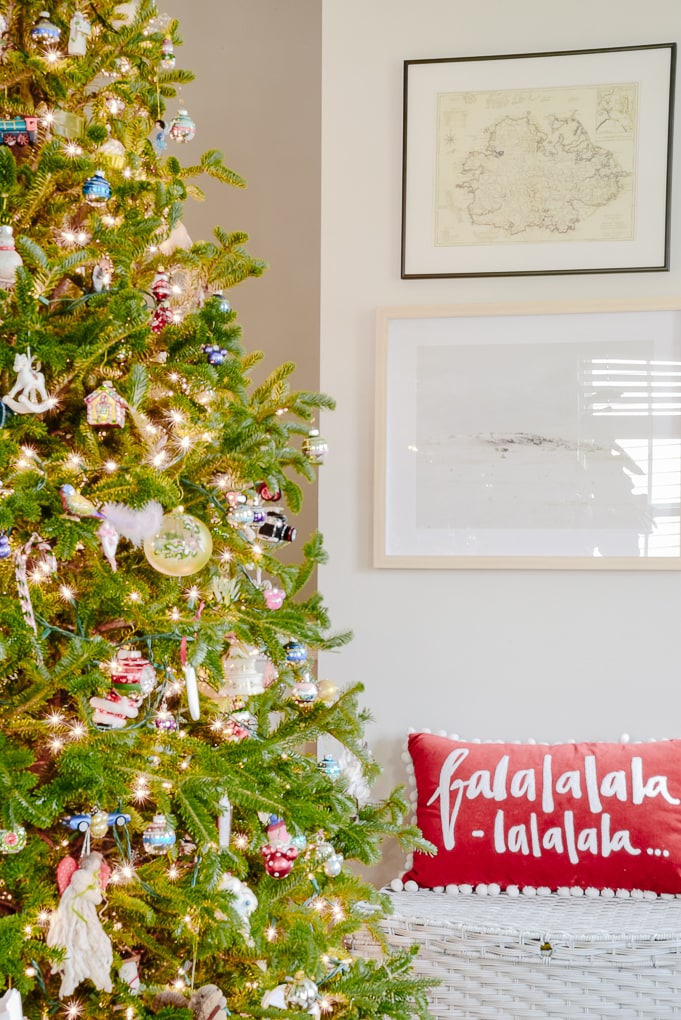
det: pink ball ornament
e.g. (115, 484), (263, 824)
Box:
(291, 680), (318, 706)
(264, 585), (285, 610)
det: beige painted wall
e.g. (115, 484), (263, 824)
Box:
(163, 0), (321, 547)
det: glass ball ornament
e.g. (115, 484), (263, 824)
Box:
(142, 814), (176, 854)
(0, 225), (23, 289)
(212, 291), (231, 314)
(82, 170), (111, 206)
(284, 640), (307, 664)
(302, 428), (328, 465)
(291, 679), (318, 706)
(318, 754), (342, 780)
(89, 810), (109, 839)
(154, 703), (178, 731)
(323, 851), (344, 877)
(0, 533), (10, 559)
(261, 843), (298, 879)
(0, 826), (27, 854)
(285, 974), (319, 1012)
(317, 678), (339, 705)
(31, 10), (61, 46)
(169, 108), (196, 144)
(143, 510), (213, 576)
(257, 481), (281, 502)
(202, 343), (228, 365)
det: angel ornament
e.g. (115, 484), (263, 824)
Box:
(46, 852), (113, 997)
(3, 350), (55, 415)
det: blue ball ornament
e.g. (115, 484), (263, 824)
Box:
(213, 292), (231, 314)
(0, 534), (10, 560)
(201, 344), (227, 365)
(285, 640), (307, 664)
(31, 11), (61, 45)
(82, 170), (111, 206)
(318, 754), (342, 780)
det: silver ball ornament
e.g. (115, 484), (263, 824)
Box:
(285, 974), (319, 1011)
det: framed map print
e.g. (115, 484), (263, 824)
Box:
(401, 44), (676, 278)
(375, 300), (681, 568)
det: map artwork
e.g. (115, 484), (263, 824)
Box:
(436, 82), (637, 247)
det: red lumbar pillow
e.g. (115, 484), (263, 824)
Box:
(403, 732), (681, 894)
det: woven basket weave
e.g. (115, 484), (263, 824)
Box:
(354, 889), (681, 1018)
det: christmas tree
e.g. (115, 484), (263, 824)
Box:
(0, 3), (433, 1019)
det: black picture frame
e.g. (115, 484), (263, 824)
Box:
(401, 43), (676, 279)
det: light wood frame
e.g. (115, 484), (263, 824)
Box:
(375, 299), (681, 569)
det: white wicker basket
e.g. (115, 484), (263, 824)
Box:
(354, 889), (681, 1018)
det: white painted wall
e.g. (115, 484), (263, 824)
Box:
(320, 0), (681, 881)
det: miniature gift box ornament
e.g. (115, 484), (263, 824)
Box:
(85, 381), (128, 427)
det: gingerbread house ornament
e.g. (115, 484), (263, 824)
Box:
(85, 381), (128, 427)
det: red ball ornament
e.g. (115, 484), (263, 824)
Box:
(261, 843), (298, 879)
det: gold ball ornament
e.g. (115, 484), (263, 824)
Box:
(317, 679), (339, 705)
(89, 810), (109, 839)
(144, 510), (213, 576)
